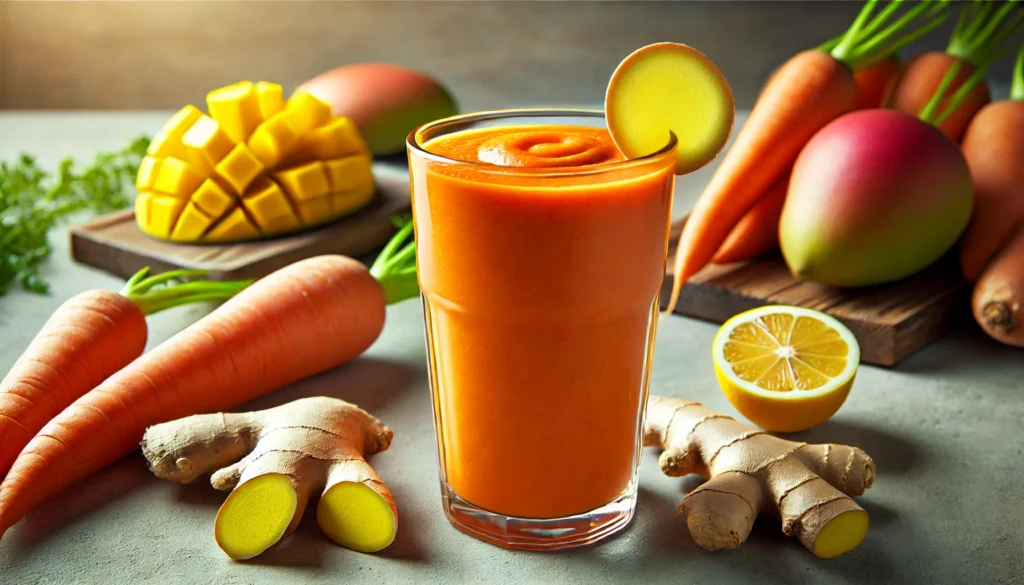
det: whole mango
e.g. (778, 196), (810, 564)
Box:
(297, 63), (458, 156)
(780, 109), (973, 287)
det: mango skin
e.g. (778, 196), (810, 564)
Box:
(298, 63), (458, 156)
(780, 109), (973, 287)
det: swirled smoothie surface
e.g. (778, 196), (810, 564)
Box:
(424, 125), (625, 168)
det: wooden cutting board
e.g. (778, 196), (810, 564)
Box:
(70, 163), (412, 281)
(661, 217), (968, 367)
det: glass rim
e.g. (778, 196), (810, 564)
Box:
(406, 108), (677, 177)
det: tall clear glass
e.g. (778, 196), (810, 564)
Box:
(407, 110), (676, 549)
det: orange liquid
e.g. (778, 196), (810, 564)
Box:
(413, 125), (675, 518)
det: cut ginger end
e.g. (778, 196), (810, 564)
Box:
(813, 509), (870, 559)
(214, 474), (298, 561)
(605, 42), (735, 175)
(317, 481), (398, 553)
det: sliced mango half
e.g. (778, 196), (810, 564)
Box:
(136, 81), (377, 243)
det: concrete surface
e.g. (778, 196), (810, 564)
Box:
(1, 113), (1023, 585)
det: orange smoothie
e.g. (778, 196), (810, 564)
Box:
(411, 121), (675, 520)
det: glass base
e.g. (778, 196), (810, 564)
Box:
(440, 482), (637, 550)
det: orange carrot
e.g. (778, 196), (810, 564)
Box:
(0, 269), (248, 479)
(887, 0), (1021, 141)
(887, 52), (991, 140)
(712, 172), (789, 264)
(666, 0), (951, 311)
(0, 222), (417, 537)
(973, 226), (1024, 346)
(960, 44), (1024, 281)
(856, 55), (904, 109)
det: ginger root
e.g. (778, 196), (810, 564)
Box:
(141, 396), (397, 560)
(644, 395), (875, 558)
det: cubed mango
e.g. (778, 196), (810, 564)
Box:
(146, 130), (189, 160)
(255, 81), (285, 120)
(283, 90), (333, 133)
(153, 157), (207, 198)
(275, 161), (330, 201)
(214, 144), (265, 194)
(324, 154), (374, 194)
(162, 105), (204, 138)
(242, 178), (301, 234)
(206, 81), (262, 143)
(170, 202), (215, 241)
(182, 115), (236, 169)
(294, 196), (334, 225)
(247, 111), (301, 168)
(136, 156), (163, 191)
(135, 192), (153, 228)
(202, 205), (261, 243)
(190, 179), (234, 219)
(301, 117), (370, 160)
(148, 195), (188, 238)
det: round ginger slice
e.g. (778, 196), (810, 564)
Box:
(605, 42), (735, 175)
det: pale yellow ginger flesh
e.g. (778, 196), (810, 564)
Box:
(141, 396), (397, 560)
(644, 395), (874, 558)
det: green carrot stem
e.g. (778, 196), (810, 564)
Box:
(855, 0), (907, 43)
(832, 0), (882, 61)
(847, 1), (943, 65)
(961, 1), (996, 43)
(854, 9), (951, 70)
(951, 1), (975, 42)
(1013, 43), (1024, 101)
(133, 292), (251, 316)
(119, 266), (252, 316)
(369, 216), (420, 305)
(919, 61), (964, 123)
(934, 43), (1020, 124)
(817, 0), (906, 52)
(947, 0), (1021, 64)
(831, 0), (953, 71)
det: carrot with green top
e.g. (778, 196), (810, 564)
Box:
(0, 268), (250, 479)
(667, 0), (952, 312)
(0, 220), (418, 537)
(960, 43), (1024, 282)
(887, 0), (1022, 140)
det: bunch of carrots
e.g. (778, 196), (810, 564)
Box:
(0, 220), (418, 537)
(668, 0), (1024, 347)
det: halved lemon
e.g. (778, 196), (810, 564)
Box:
(712, 305), (860, 433)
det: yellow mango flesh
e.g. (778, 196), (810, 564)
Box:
(136, 81), (376, 243)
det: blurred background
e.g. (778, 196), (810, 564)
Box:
(1, 0), (1016, 112)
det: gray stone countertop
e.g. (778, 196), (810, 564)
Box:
(0, 112), (1022, 585)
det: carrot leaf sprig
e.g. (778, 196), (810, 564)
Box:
(120, 267), (252, 316)
(830, 0), (953, 71)
(369, 216), (419, 305)
(1013, 42), (1024, 101)
(0, 136), (150, 296)
(947, 0), (1022, 66)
